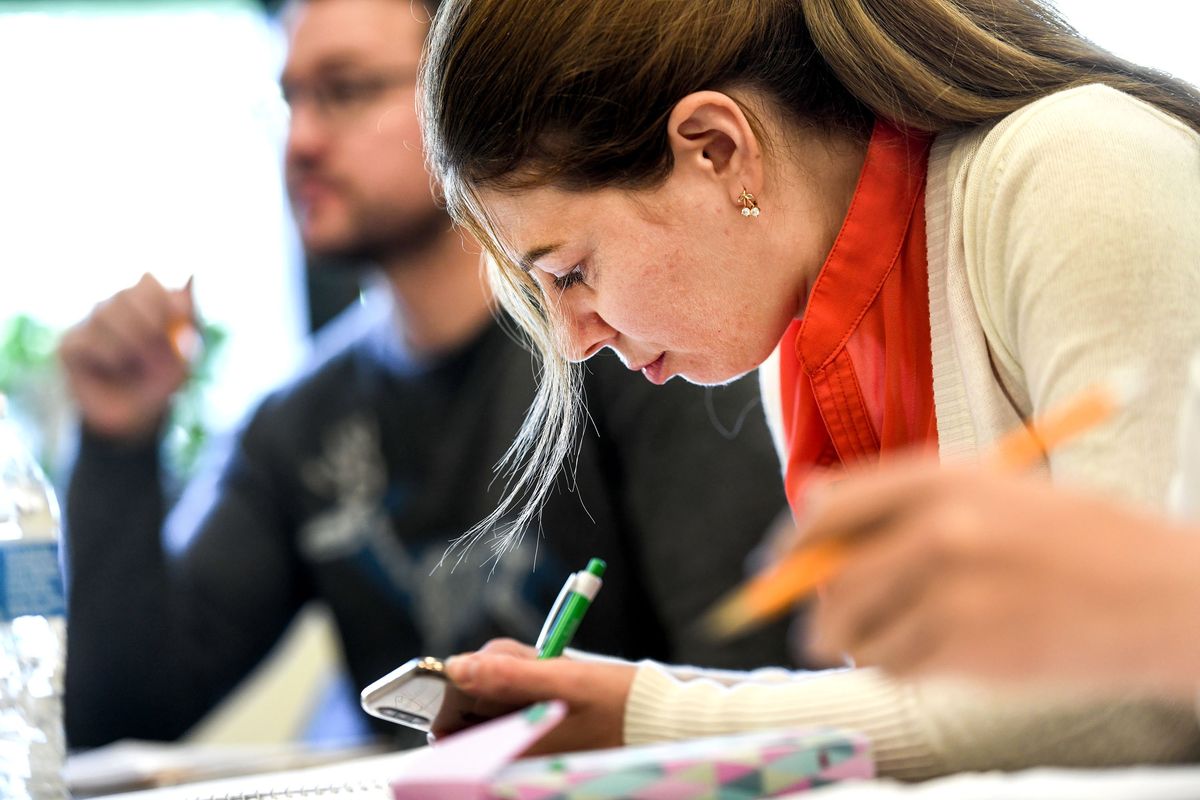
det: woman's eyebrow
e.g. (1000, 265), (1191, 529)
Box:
(519, 243), (563, 272)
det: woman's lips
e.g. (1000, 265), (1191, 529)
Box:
(640, 353), (667, 384)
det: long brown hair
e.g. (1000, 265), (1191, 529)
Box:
(421, 0), (1200, 558)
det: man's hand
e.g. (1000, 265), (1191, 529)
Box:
(437, 638), (634, 755)
(59, 273), (196, 443)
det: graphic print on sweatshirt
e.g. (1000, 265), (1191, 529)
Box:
(297, 413), (549, 654)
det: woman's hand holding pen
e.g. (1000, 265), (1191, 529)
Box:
(804, 461), (1200, 694)
(440, 638), (635, 755)
(59, 273), (197, 444)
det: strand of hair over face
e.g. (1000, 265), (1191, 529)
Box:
(434, 190), (587, 572)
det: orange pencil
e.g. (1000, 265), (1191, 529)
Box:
(167, 318), (201, 363)
(167, 276), (200, 362)
(703, 371), (1142, 640)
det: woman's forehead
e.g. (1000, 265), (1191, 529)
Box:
(479, 185), (622, 251)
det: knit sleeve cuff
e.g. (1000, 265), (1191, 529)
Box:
(624, 662), (944, 781)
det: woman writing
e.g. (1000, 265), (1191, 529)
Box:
(419, 0), (1200, 778)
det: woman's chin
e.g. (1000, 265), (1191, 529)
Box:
(678, 364), (755, 387)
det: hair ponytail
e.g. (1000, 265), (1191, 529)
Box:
(803, 0), (1200, 133)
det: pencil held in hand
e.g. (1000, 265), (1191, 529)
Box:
(702, 370), (1144, 640)
(986, 367), (1144, 470)
(167, 276), (201, 362)
(704, 538), (848, 640)
(168, 318), (201, 362)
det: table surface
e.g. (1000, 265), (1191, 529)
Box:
(83, 744), (1200, 800)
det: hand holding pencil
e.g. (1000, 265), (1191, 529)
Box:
(797, 458), (1200, 690)
(703, 373), (1155, 683)
(59, 273), (199, 443)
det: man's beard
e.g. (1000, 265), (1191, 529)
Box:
(304, 201), (453, 273)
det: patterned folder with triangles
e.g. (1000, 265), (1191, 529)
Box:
(390, 701), (873, 799)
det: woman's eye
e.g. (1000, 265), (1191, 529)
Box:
(552, 267), (585, 291)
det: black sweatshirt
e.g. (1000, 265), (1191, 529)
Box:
(64, 297), (795, 748)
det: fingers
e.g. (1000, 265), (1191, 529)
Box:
(440, 653), (632, 754)
(61, 273), (185, 374)
(812, 546), (952, 676)
(433, 639), (560, 737)
(429, 679), (515, 738)
(476, 638), (537, 658)
(61, 300), (154, 377)
(447, 652), (566, 704)
(809, 527), (933, 662)
(845, 591), (943, 677)
(433, 651), (561, 738)
(58, 274), (197, 440)
(800, 455), (948, 547)
(809, 494), (989, 664)
(439, 638), (537, 695)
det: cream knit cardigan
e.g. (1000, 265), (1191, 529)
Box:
(621, 85), (1200, 779)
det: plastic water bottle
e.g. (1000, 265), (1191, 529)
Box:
(0, 396), (67, 799)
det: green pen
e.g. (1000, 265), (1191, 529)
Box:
(536, 558), (606, 659)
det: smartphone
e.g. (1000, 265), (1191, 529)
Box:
(360, 656), (451, 731)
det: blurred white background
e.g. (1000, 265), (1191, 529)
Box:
(0, 0), (303, 432)
(1056, 0), (1200, 87)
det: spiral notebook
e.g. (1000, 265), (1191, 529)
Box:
(114, 702), (871, 800)
(102, 752), (402, 799)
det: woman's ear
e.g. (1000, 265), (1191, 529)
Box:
(666, 91), (764, 203)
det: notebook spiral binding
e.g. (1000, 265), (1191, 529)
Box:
(187, 779), (388, 799)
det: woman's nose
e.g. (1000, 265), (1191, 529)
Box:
(561, 306), (617, 363)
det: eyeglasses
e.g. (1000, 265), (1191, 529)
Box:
(280, 72), (415, 127)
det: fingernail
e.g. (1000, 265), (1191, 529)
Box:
(445, 655), (477, 687)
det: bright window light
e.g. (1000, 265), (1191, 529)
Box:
(0, 0), (305, 430)
(1054, 1), (1200, 85)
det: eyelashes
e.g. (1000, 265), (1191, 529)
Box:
(552, 265), (585, 291)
